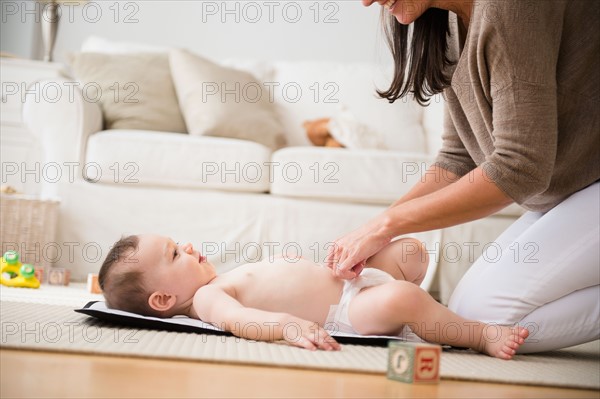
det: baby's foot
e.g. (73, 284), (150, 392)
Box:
(481, 325), (529, 360)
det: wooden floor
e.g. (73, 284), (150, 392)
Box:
(1, 349), (598, 398)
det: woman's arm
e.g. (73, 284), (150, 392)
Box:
(329, 166), (513, 279)
(193, 285), (340, 351)
(385, 166), (513, 235)
(389, 165), (460, 208)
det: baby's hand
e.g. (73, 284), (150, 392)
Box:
(282, 316), (340, 351)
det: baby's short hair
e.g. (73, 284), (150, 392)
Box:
(99, 235), (160, 317)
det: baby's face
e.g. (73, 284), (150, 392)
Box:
(135, 234), (217, 304)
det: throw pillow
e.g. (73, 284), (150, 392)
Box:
(169, 49), (285, 149)
(68, 52), (187, 133)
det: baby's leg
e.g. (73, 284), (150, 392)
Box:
(348, 281), (529, 360)
(365, 238), (428, 285)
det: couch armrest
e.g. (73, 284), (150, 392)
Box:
(22, 78), (103, 169)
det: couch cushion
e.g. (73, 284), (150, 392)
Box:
(495, 203), (525, 217)
(170, 49), (286, 150)
(271, 61), (426, 152)
(85, 130), (272, 192)
(270, 147), (434, 205)
(68, 52), (187, 133)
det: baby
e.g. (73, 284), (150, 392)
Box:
(98, 234), (528, 359)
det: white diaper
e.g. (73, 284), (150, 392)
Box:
(325, 268), (395, 334)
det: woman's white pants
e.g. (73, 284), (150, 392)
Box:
(448, 181), (600, 353)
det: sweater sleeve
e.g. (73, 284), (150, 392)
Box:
(434, 103), (477, 176)
(478, 1), (566, 204)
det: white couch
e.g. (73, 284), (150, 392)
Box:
(23, 37), (523, 303)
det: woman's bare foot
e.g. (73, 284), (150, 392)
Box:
(480, 325), (530, 360)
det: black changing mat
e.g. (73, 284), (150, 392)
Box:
(75, 301), (403, 347)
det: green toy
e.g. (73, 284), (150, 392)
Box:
(0, 251), (41, 289)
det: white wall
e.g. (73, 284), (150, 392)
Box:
(2, 0), (393, 64)
(1, 0), (41, 58)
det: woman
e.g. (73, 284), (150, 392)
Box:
(327, 0), (599, 352)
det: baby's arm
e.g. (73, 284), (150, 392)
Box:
(193, 285), (340, 351)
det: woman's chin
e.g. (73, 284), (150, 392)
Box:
(394, 14), (415, 25)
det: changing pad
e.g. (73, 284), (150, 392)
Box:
(75, 301), (405, 346)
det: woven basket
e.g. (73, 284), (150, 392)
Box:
(0, 194), (59, 270)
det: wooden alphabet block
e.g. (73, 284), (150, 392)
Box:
(387, 341), (441, 384)
(47, 268), (70, 286)
(87, 273), (102, 294)
(34, 267), (44, 284)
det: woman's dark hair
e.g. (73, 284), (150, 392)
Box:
(378, 8), (455, 106)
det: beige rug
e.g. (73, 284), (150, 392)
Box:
(1, 300), (598, 390)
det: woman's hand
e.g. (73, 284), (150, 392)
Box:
(326, 214), (393, 279)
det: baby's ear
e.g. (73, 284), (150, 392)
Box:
(148, 292), (176, 313)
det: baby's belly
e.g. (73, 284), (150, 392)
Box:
(236, 260), (344, 325)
